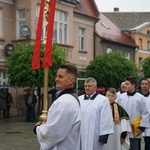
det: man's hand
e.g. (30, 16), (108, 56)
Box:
(99, 142), (104, 145)
(135, 128), (142, 136)
(120, 138), (125, 144)
(36, 121), (42, 126)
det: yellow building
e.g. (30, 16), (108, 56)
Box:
(129, 22), (150, 75)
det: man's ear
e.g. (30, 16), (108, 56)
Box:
(69, 76), (75, 85)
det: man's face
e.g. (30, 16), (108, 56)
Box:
(84, 81), (97, 96)
(55, 68), (74, 91)
(140, 80), (149, 91)
(125, 80), (135, 93)
(121, 84), (127, 92)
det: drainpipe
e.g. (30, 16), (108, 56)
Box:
(94, 18), (99, 60)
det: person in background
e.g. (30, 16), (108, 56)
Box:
(138, 78), (150, 150)
(117, 82), (127, 98)
(23, 89), (30, 121)
(48, 88), (58, 104)
(106, 87), (131, 150)
(4, 88), (13, 118)
(147, 78), (150, 91)
(78, 77), (113, 150)
(33, 64), (81, 150)
(25, 88), (37, 122)
(116, 76), (149, 150)
(0, 89), (6, 119)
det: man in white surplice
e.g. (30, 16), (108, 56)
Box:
(33, 64), (81, 150)
(116, 76), (149, 150)
(78, 77), (114, 150)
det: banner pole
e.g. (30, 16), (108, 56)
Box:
(40, 67), (49, 124)
(40, 0), (50, 124)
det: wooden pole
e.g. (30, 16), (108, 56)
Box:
(39, 0), (50, 124)
(40, 67), (49, 124)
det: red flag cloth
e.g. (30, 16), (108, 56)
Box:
(32, 0), (45, 70)
(43, 0), (56, 67)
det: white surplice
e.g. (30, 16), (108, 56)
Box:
(106, 119), (131, 150)
(78, 94), (114, 150)
(36, 94), (81, 150)
(142, 94), (150, 137)
(116, 92), (149, 138)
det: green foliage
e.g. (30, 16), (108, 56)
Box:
(142, 56), (150, 78)
(86, 52), (138, 88)
(6, 43), (67, 88)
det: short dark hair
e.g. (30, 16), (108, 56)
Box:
(107, 88), (116, 95)
(140, 78), (149, 84)
(124, 76), (137, 87)
(60, 64), (78, 79)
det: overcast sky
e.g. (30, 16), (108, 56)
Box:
(95, 0), (150, 12)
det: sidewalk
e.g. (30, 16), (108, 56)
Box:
(0, 116), (40, 150)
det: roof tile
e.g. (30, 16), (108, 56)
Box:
(74, 0), (99, 19)
(96, 13), (136, 47)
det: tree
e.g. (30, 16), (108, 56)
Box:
(86, 52), (138, 88)
(142, 56), (150, 78)
(6, 43), (67, 114)
(6, 43), (67, 88)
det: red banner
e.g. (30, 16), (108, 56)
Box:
(43, 0), (56, 67)
(31, 0), (45, 70)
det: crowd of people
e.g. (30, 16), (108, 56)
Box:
(31, 63), (150, 150)
(0, 88), (13, 119)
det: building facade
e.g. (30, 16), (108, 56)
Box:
(0, 0), (99, 116)
(103, 12), (150, 73)
(95, 13), (136, 62)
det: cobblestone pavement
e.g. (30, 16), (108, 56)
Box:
(0, 116), (40, 150)
(0, 116), (145, 150)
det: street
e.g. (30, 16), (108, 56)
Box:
(0, 117), (40, 150)
(0, 116), (145, 150)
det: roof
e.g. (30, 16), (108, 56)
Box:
(74, 0), (100, 19)
(95, 13), (136, 47)
(129, 22), (150, 31)
(103, 12), (150, 30)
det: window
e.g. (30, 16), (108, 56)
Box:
(101, 22), (110, 29)
(0, 8), (3, 38)
(36, 4), (46, 40)
(79, 28), (85, 50)
(36, 4), (40, 17)
(53, 10), (68, 44)
(17, 9), (26, 39)
(0, 70), (8, 86)
(147, 30), (150, 36)
(139, 38), (142, 49)
(125, 52), (130, 60)
(139, 57), (143, 70)
(147, 41), (150, 50)
(106, 48), (112, 53)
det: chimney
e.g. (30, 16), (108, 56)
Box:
(114, 7), (119, 12)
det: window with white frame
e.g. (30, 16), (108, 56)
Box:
(147, 41), (150, 50)
(17, 9), (26, 39)
(125, 52), (130, 60)
(139, 57), (143, 70)
(53, 10), (68, 44)
(0, 8), (3, 38)
(0, 70), (8, 86)
(36, 4), (46, 40)
(79, 28), (85, 50)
